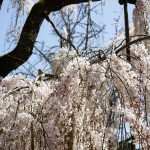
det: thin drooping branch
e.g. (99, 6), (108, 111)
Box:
(91, 35), (150, 64)
(115, 35), (150, 54)
(0, 0), (100, 77)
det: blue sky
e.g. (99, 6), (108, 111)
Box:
(0, 0), (134, 51)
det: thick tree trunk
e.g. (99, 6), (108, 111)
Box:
(0, 0), (100, 77)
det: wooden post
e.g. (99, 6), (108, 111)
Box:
(123, 0), (131, 62)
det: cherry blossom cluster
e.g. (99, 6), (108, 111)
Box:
(0, 43), (150, 149)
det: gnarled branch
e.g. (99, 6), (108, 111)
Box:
(0, 0), (100, 77)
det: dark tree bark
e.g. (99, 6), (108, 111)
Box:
(0, 0), (100, 77)
(119, 0), (137, 5)
(0, 0), (3, 9)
